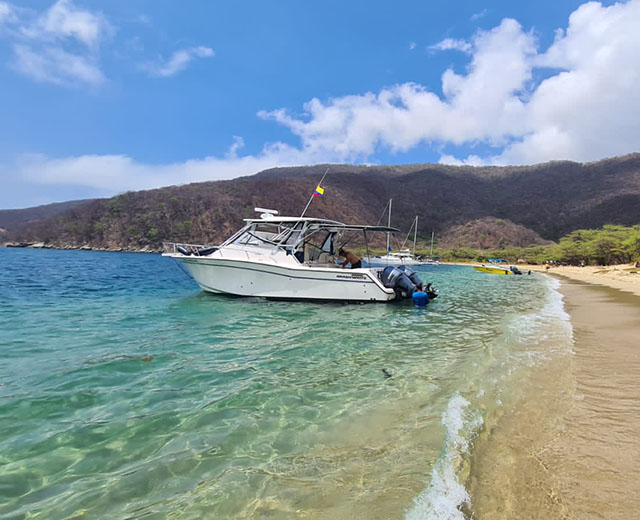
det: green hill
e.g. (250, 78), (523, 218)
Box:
(3, 153), (640, 252)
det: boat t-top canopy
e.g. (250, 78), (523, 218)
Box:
(243, 216), (344, 225)
(225, 210), (401, 262)
(242, 216), (399, 233)
(322, 224), (400, 233)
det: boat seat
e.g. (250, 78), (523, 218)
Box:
(316, 252), (334, 265)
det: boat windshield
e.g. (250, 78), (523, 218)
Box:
(230, 221), (299, 247)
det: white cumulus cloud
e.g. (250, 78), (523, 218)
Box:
(12, 43), (104, 85)
(142, 46), (214, 78)
(21, 0), (110, 48)
(259, 18), (536, 159)
(0, 1), (16, 26)
(2, 0), (111, 86)
(494, 0), (640, 164)
(7, 0), (640, 201)
(261, 0), (640, 166)
(429, 37), (472, 54)
(15, 139), (319, 193)
(471, 9), (488, 22)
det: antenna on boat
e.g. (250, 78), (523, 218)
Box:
(300, 167), (330, 218)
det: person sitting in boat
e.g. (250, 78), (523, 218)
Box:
(338, 248), (361, 269)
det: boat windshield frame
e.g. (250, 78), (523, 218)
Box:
(220, 217), (400, 259)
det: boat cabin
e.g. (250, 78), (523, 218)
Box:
(219, 213), (398, 267)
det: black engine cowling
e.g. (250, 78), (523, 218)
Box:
(380, 266), (418, 299)
(380, 265), (438, 300)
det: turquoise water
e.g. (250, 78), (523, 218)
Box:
(0, 248), (572, 519)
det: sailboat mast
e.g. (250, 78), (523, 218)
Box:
(413, 216), (418, 256)
(386, 199), (392, 252)
(430, 231), (434, 256)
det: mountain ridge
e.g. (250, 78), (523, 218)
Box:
(0, 199), (95, 232)
(2, 153), (640, 251)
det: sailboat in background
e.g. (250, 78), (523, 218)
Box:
(367, 201), (435, 267)
(424, 231), (441, 265)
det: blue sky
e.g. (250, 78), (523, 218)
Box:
(0, 0), (638, 208)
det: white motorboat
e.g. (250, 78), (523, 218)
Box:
(163, 208), (433, 302)
(367, 248), (426, 267)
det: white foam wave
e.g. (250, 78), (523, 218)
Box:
(405, 393), (483, 520)
(541, 276), (572, 329)
(405, 276), (574, 520)
(505, 275), (574, 354)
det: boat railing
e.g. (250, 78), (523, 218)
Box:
(163, 242), (214, 255)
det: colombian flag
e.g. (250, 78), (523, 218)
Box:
(313, 185), (325, 197)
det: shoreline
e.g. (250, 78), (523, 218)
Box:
(529, 263), (640, 298)
(1, 243), (161, 254)
(548, 280), (640, 519)
(446, 261), (640, 298)
(469, 274), (640, 519)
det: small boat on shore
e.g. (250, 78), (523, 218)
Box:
(164, 208), (436, 302)
(473, 258), (523, 275)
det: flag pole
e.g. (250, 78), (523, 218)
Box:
(300, 167), (329, 218)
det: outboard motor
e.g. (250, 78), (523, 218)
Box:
(398, 266), (422, 287)
(509, 266), (523, 275)
(399, 265), (438, 299)
(380, 266), (404, 288)
(380, 266), (418, 299)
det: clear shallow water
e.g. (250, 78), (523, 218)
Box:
(0, 248), (572, 519)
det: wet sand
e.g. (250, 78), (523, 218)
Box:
(469, 277), (640, 519)
(548, 280), (640, 519)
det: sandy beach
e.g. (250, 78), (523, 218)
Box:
(549, 281), (640, 519)
(470, 266), (640, 519)
(528, 263), (640, 297)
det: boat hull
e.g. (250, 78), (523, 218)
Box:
(473, 266), (513, 275)
(174, 256), (397, 302)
